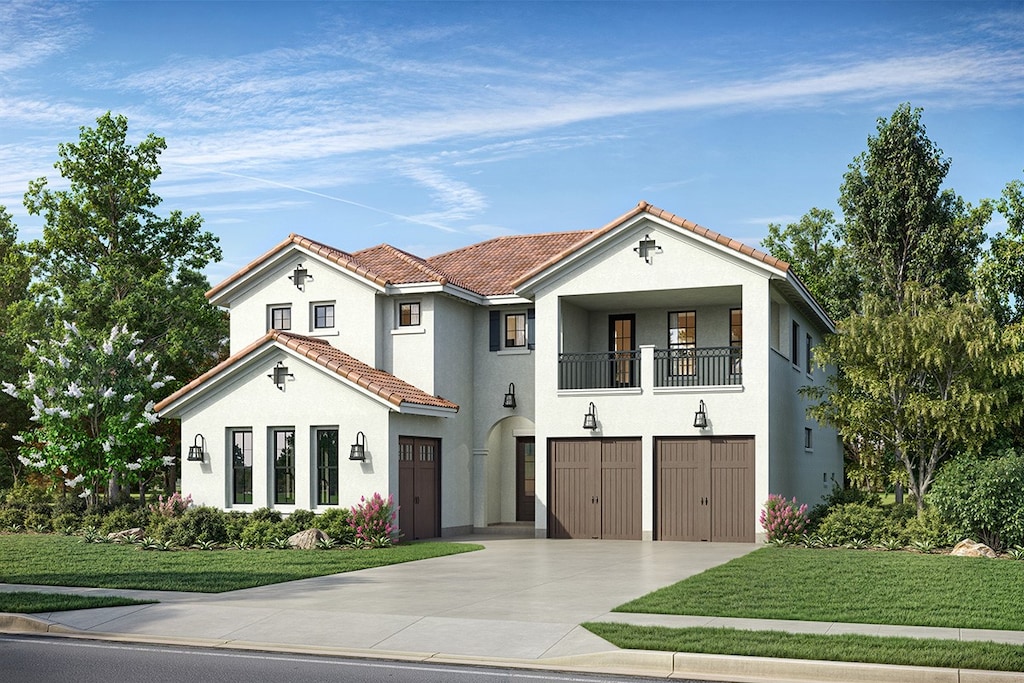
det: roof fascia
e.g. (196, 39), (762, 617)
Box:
(480, 294), (535, 307)
(781, 271), (836, 333)
(397, 403), (459, 417)
(210, 244), (386, 307)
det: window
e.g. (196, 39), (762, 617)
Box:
(399, 302), (421, 327)
(791, 320), (800, 366)
(272, 429), (295, 505)
(804, 427), (813, 450)
(231, 430), (253, 505)
(270, 306), (291, 331)
(668, 311), (696, 375)
(316, 429), (338, 506)
(313, 304), (335, 329)
(505, 313), (527, 348)
(730, 308), (742, 375)
(805, 333), (813, 374)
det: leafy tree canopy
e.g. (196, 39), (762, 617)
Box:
(0, 207), (33, 488)
(976, 175), (1024, 326)
(804, 284), (1024, 510)
(762, 207), (861, 321)
(838, 103), (990, 305)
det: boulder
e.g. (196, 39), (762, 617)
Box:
(288, 528), (329, 550)
(950, 539), (997, 558)
(107, 527), (143, 542)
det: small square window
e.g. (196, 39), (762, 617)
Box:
(399, 302), (421, 327)
(271, 306), (291, 331)
(804, 427), (813, 450)
(314, 304), (335, 329)
(505, 313), (527, 348)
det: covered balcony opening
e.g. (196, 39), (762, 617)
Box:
(557, 286), (742, 390)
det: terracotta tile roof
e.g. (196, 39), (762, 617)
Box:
(352, 244), (457, 288)
(511, 201), (790, 288)
(426, 230), (596, 296)
(155, 331), (458, 414)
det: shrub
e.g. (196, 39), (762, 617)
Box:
(288, 509), (315, 530)
(224, 511), (250, 541)
(3, 482), (55, 514)
(158, 506), (229, 547)
(930, 450), (1024, 550)
(317, 508), (354, 545)
(24, 510), (51, 531)
(249, 507), (282, 523)
(239, 519), (286, 547)
(806, 484), (881, 531)
(350, 493), (398, 547)
(760, 494), (808, 544)
(817, 503), (889, 545)
(99, 505), (150, 534)
(904, 505), (953, 548)
(0, 507), (26, 529)
(51, 511), (81, 532)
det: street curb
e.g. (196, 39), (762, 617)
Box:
(1, 615), (1021, 683)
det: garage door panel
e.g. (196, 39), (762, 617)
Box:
(549, 438), (640, 540)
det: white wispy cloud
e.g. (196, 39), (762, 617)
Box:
(0, 0), (83, 75)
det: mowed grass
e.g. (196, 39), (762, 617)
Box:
(583, 623), (1024, 673)
(0, 535), (482, 593)
(0, 591), (154, 613)
(615, 546), (1024, 631)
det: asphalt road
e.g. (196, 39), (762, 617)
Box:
(0, 635), (704, 683)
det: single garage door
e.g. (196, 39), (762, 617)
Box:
(656, 436), (754, 542)
(549, 438), (641, 540)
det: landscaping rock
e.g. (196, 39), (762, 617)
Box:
(108, 527), (143, 542)
(950, 539), (997, 558)
(288, 528), (329, 549)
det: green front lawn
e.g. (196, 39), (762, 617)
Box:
(0, 592), (154, 613)
(583, 624), (1024, 673)
(0, 535), (482, 593)
(615, 546), (1024, 631)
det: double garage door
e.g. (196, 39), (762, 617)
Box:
(548, 437), (754, 542)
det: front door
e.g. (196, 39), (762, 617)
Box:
(516, 437), (535, 522)
(398, 437), (440, 540)
(608, 314), (636, 387)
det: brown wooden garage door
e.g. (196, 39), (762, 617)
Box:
(549, 438), (641, 540)
(398, 436), (440, 540)
(656, 436), (754, 542)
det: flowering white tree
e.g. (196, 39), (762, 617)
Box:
(2, 322), (173, 507)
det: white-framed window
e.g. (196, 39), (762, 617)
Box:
(269, 305), (292, 331)
(399, 301), (421, 327)
(312, 303), (335, 330)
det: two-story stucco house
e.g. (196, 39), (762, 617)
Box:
(156, 201), (842, 542)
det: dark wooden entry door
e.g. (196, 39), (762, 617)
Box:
(398, 437), (440, 540)
(656, 436), (754, 542)
(516, 437), (535, 522)
(549, 438), (641, 539)
(608, 314), (636, 387)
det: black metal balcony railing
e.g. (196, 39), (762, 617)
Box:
(558, 350), (640, 390)
(557, 347), (741, 390)
(654, 346), (741, 387)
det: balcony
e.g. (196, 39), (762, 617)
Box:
(558, 346), (741, 390)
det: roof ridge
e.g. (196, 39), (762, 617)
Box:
(376, 243), (452, 286)
(427, 229), (595, 261)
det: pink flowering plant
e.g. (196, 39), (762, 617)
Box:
(760, 494), (808, 544)
(149, 492), (193, 518)
(350, 492), (399, 548)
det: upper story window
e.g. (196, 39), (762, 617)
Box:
(399, 302), (421, 327)
(730, 308), (742, 375)
(805, 333), (813, 375)
(313, 303), (335, 329)
(505, 313), (527, 348)
(668, 311), (696, 376)
(270, 306), (291, 331)
(791, 320), (800, 367)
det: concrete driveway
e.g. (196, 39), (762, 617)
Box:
(8, 536), (757, 660)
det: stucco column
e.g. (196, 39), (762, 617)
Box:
(472, 448), (488, 529)
(639, 345), (655, 392)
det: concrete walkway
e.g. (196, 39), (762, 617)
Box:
(3, 535), (1023, 681)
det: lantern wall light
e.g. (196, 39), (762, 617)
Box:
(187, 434), (206, 462)
(502, 382), (517, 409)
(349, 431), (366, 461)
(582, 402), (597, 430)
(693, 399), (708, 429)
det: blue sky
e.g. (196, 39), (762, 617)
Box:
(1, 1), (1022, 284)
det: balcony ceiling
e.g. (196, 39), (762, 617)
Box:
(563, 285), (741, 311)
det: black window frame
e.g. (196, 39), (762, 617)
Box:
(791, 320), (800, 367)
(316, 428), (339, 506)
(729, 308), (742, 375)
(805, 333), (813, 374)
(231, 429), (253, 505)
(804, 427), (813, 450)
(272, 428), (296, 505)
(399, 302), (421, 327)
(505, 312), (527, 348)
(313, 303), (335, 330)
(271, 306), (292, 331)
(668, 310), (697, 376)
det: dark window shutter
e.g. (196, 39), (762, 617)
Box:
(527, 308), (536, 350)
(489, 311), (500, 351)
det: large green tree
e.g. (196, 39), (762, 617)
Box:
(839, 103), (990, 305)
(804, 284), (1024, 510)
(976, 175), (1024, 326)
(762, 208), (861, 321)
(0, 207), (33, 489)
(22, 112), (227, 390)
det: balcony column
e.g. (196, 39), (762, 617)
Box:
(639, 345), (655, 392)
